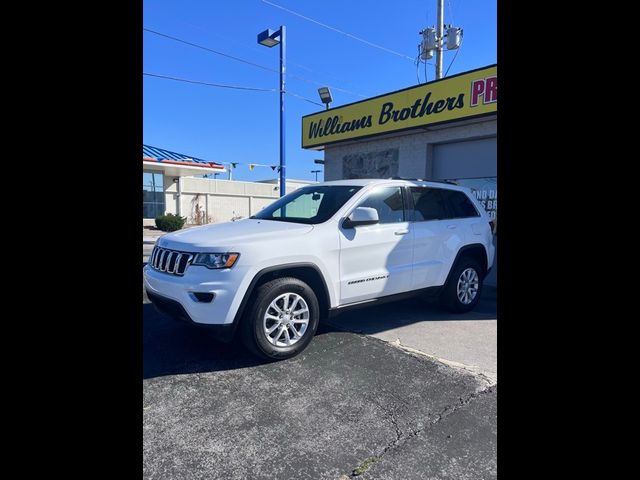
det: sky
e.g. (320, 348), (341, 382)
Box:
(143, 0), (496, 182)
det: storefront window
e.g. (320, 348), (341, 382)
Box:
(447, 177), (497, 226)
(143, 171), (165, 218)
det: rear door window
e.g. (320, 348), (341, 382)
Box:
(410, 187), (451, 221)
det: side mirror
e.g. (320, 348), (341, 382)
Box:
(343, 207), (379, 228)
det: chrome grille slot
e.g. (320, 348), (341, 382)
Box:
(166, 251), (176, 272)
(150, 247), (158, 268)
(149, 246), (193, 276)
(159, 249), (168, 270)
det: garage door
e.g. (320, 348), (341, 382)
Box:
(432, 137), (498, 287)
(431, 137), (496, 180)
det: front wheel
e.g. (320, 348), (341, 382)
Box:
(440, 258), (484, 313)
(240, 277), (320, 360)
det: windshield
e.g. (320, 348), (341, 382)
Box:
(253, 185), (362, 224)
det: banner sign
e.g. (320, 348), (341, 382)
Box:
(302, 64), (497, 149)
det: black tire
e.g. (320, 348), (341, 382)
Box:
(240, 277), (320, 360)
(440, 257), (484, 313)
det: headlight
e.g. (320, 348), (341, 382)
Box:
(192, 252), (239, 269)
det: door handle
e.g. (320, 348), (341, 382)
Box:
(446, 225), (457, 229)
(395, 230), (409, 235)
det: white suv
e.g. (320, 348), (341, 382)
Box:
(144, 179), (495, 360)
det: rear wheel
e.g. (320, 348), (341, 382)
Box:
(440, 257), (484, 313)
(240, 277), (320, 360)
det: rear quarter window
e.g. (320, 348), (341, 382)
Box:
(440, 189), (480, 218)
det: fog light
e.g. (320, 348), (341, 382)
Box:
(190, 292), (214, 303)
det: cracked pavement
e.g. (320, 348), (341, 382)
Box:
(143, 290), (496, 479)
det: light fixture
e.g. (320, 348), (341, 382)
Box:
(318, 87), (332, 109)
(257, 29), (281, 47)
(258, 26), (287, 197)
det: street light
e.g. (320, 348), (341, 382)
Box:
(258, 26), (287, 197)
(318, 87), (332, 110)
(311, 169), (322, 182)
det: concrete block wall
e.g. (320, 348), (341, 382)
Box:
(324, 118), (497, 181)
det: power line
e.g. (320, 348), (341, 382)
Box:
(174, 16), (374, 96)
(444, 37), (463, 77)
(448, 0), (456, 26)
(424, 56), (428, 83)
(144, 72), (323, 106)
(286, 91), (323, 107)
(415, 44), (434, 85)
(261, 0), (415, 62)
(143, 73), (276, 91)
(288, 72), (366, 98)
(144, 27), (276, 72)
(287, 60), (373, 96)
(144, 26), (367, 98)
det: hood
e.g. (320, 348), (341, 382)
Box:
(157, 219), (314, 251)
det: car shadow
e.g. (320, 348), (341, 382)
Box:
(143, 303), (340, 380)
(325, 285), (496, 336)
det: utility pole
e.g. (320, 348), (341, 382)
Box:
(435, 0), (444, 79)
(419, 2), (462, 81)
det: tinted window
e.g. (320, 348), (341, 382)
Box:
(254, 185), (362, 224)
(357, 187), (405, 224)
(410, 187), (450, 221)
(440, 189), (480, 218)
(446, 177), (496, 220)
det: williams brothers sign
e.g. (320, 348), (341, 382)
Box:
(302, 64), (496, 149)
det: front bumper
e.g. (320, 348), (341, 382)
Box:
(143, 263), (250, 326)
(146, 289), (236, 342)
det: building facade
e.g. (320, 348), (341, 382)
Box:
(143, 144), (314, 226)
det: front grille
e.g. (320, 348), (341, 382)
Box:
(149, 246), (194, 276)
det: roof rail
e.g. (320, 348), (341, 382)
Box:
(387, 176), (457, 185)
(430, 179), (458, 185)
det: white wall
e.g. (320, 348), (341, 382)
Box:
(156, 178), (312, 225)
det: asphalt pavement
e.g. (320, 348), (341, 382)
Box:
(327, 289), (497, 384)
(143, 284), (496, 479)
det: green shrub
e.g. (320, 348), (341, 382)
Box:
(155, 213), (186, 232)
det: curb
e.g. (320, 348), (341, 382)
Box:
(388, 339), (497, 387)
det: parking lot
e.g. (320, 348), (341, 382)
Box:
(143, 271), (497, 479)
